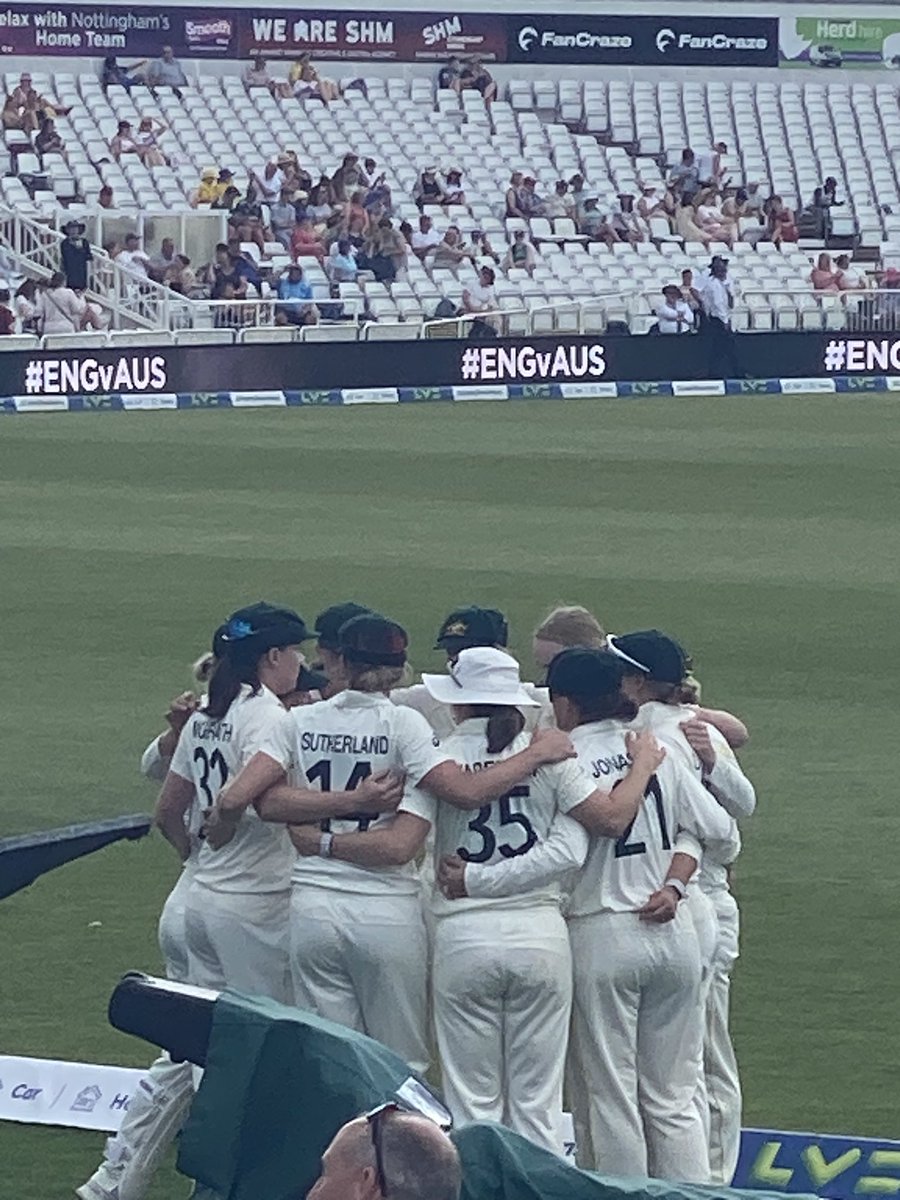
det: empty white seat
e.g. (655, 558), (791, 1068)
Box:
(173, 329), (236, 345)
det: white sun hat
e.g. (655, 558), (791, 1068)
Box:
(422, 647), (540, 708)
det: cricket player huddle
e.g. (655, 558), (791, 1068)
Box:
(78, 600), (756, 1200)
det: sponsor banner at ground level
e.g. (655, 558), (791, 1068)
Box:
(734, 1128), (900, 1199)
(8, 331), (900, 396)
(780, 16), (900, 71)
(507, 14), (777, 67)
(0, 1055), (142, 1132)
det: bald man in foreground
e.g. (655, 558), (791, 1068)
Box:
(306, 1107), (462, 1200)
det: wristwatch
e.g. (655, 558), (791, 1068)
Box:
(664, 877), (688, 900)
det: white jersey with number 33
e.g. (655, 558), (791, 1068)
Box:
(169, 683), (295, 893)
(567, 718), (736, 918)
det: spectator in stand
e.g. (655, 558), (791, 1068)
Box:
(343, 190), (371, 235)
(695, 189), (735, 245)
(543, 180), (575, 221)
(568, 173), (588, 219)
(680, 268), (701, 319)
(438, 56), (462, 91)
(723, 187), (763, 245)
(361, 160), (392, 212)
(835, 254), (865, 292)
(696, 141), (729, 189)
(211, 185), (241, 214)
(743, 181), (765, 221)
(698, 255), (740, 378)
(432, 226), (475, 269)
(109, 120), (139, 162)
(132, 116), (167, 167)
(285, 53), (339, 103)
(655, 284), (695, 333)
(462, 265), (497, 318)
(764, 195), (798, 246)
(100, 55), (147, 93)
(371, 216), (407, 280)
(502, 228), (537, 274)
(243, 56), (275, 93)
(414, 166), (448, 212)
(34, 117), (63, 162)
(206, 245), (249, 301)
(163, 254), (196, 295)
(443, 168), (466, 207)
(580, 196), (615, 247)
(327, 238), (359, 284)
(0, 289), (14, 336)
(14, 279), (39, 332)
(676, 195), (714, 246)
(637, 182), (668, 228)
(291, 216), (326, 264)
(34, 272), (88, 334)
(505, 172), (526, 219)
(269, 187), (299, 249)
(471, 230), (500, 263)
(227, 240), (262, 290)
(459, 56), (497, 104)
(229, 189), (267, 252)
(117, 232), (151, 278)
(147, 46), (188, 99)
(60, 220), (93, 291)
(276, 263), (318, 325)
(149, 237), (177, 281)
(411, 214), (441, 259)
(98, 184), (115, 209)
(307, 182), (335, 230)
(331, 152), (363, 203)
(252, 160), (284, 204)
(610, 193), (644, 244)
(810, 252), (840, 293)
(191, 167), (220, 207)
(669, 148), (701, 203)
(822, 177), (843, 210)
(2, 83), (39, 133)
(518, 176), (544, 218)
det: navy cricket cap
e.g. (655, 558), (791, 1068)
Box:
(546, 647), (626, 701)
(434, 606), (509, 651)
(295, 663), (329, 693)
(315, 602), (374, 650)
(220, 602), (313, 655)
(608, 630), (690, 684)
(340, 614), (408, 668)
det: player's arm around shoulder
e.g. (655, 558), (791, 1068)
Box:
(671, 760), (740, 863)
(680, 719), (756, 818)
(565, 729), (665, 837)
(292, 794), (434, 867)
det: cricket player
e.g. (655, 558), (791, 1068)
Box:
(250, 615), (578, 1073)
(312, 601), (374, 696)
(549, 647), (739, 1183)
(611, 629), (756, 1184)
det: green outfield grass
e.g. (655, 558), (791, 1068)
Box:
(1, 395), (899, 1199)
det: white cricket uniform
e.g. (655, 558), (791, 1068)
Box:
(566, 717), (739, 1184)
(283, 689), (451, 1073)
(408, 719), (591, 1151)
(170, 684), (295, 1003)
(632, 700), (754, 1182)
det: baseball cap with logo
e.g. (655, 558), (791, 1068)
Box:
(546, 647), (628, 701)
(434, 606), (509, 651)
(220, 601), (314, 655)
(607, 629), (690, 684)
(340, 614), (408, 667)
(422, 647), (539, 708)
(315, 602), (374, 651)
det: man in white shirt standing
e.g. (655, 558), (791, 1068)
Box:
(655, 284), (695, 334)
(698, 256), (741, 379)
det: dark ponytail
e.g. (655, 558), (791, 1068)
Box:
(203, 644), (262, 719)
(467, 704), (526, 754)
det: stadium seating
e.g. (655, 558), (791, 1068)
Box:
(2, 69), (897, 337)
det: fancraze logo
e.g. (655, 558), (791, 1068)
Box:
(656, 27), (769, 52)
(518, 25), (632, 51)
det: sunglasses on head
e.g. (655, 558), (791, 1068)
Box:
(366, 1102), (402, 1197)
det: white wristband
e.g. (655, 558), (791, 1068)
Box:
(664, 877), (688, 900)
(319, 832), (334, 859)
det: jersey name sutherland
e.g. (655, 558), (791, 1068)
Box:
(284, 689), (450, 894)
(169, 684), (294, 893)
(567, 718), (735, 918)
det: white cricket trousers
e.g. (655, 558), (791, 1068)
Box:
(290, 887), (429, 1074)
(568, 907), (710, 1183)
(81, 871), (197, 1200)
(432, 906), (572, 1153)
(704, 890), (742, 1184)
(687, 887), (719, 1143)
(184, 883), (291, 1002)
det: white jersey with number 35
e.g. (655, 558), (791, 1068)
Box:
(566, 718), (736, 918)
(169, 683), (294, 893)
(283, 689), (450, 895)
